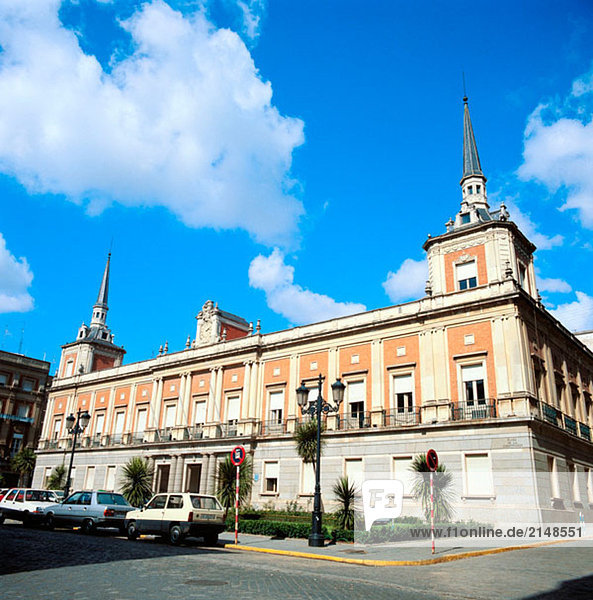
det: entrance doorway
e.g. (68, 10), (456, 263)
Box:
(185, 464), (202, 492)
(156, 464), (170, 493)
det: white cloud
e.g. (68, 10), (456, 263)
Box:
(0, 0), (304, 246)
(518, 67), (593, 229)
(383, 258), (427, 303)
(550, 291), (593, 332)
(236, 0), (265, 40)
(501, 197), (563, 250)
(538, 276), (572, 294)
(248, 249), (366, 325)
(0, 234), (34, 313)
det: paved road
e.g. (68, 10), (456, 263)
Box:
(2, 522), (593, 599)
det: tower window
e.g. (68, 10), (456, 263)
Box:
(461, 213), (471, 224)
(476, 185), (481, 193)
(468, 186), (473, 194)
(456, 261), (478, 290)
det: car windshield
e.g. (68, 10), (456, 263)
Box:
(190, 496), (222, 510)
(25, 490), (55, 502)
(97, 492), (129, 506)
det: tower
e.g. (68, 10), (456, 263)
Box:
(57, 253), (126, 378)
(423, 97), (538, 299)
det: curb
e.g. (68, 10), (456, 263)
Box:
(222, 538), (569, 566)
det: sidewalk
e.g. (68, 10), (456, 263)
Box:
(218, 533), (569, 566)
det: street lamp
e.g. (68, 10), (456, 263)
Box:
(64, 408), (91, 498)
(296, 373), (345, 547)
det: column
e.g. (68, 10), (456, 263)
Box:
(207, 454), (218, 495)
(104, 387), (116, 442)
(371, 340), (382, 409)
(207, 368), (218, 422)
(167, 455), (178, 492)
(249, 361), (260, 419)
(174, 455), (185, 492)
(202, 454), (211, 494)
(127, 383), (138, 434)
(288, 355), (298, 415)
(181, 372), (192, 425)
(242, 362), (252, 419)
(40, 397), (54, 441)
(151, 378), (164, 429)
(149, 378), (160, 428)
(214, 367), (223, 422)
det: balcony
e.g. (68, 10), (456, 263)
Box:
(383, 410), (420, 427)
(453, 401), (496, 421)
(261, 419), (288, 435)
(337, 412), (371, 430)
(534, 400), (592, 443)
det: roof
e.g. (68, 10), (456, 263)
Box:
(462, 97), (483, 180)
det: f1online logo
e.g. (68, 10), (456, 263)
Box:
(361, 480), (404, 531)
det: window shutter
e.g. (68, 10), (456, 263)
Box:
(165, 404), (176, 428)
(194, 401), (206, 424)
(465, 454), (493, 496)
(456, 261), (477, 280)
(394, 374), (413, 393)
(265, 461), (279, 479)
(226, 396), (240, 421)
(269, 391), (285, 411)
(461, 364), (484, 382)
(136, 409), (147, 433)
(347, 381), (365, 404)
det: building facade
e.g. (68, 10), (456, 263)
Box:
(1, 350), (51, 486)
(33, 100), (593, 525)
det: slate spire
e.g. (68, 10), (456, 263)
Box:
(462, 96), (483, 181)
(95, 253), (110, 309)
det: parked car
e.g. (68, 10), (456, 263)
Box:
(125, 493), (225, 545)
(0, 488), (62, 525)
(43, 490), (134, 534)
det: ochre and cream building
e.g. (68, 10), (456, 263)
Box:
(33, 100), (593, 524)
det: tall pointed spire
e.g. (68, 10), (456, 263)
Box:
(462, 97), (483, 181)
(96, 252), (110, 309)
(90, 253), (110, 327)
(459, 96), (488, 211)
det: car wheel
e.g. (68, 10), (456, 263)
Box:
(45, 514), (55, 530)
(127, 521), (139, 541)
(203, 532), (218, 546)
(81, 519), (96, 535)
(169, 524), (184, 546)
(0, 512), (5, 525)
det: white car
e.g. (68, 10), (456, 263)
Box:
(125, 493), (225, 545)
(0, 488), (61, 526)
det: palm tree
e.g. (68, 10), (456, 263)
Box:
(294, 418), (326, 472)
(46, 464), (67, 490)
(120, 457), (154, 507)
(332, 476), (356, 530)
(410, 453), (455, 522)
(216, 455), (253, 513)
(10, 447), (36, 486)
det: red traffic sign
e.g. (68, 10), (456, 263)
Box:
(231, 445), (246, 466)
(426, 449), (439, 472)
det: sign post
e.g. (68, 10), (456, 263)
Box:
(426, 449), (438, 555)
(230, 445), (246, 545)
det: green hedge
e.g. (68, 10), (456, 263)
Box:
(227, 518), (330, 539)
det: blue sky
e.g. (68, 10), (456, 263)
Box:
(1, 0), (593, 372)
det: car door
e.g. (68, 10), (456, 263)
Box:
(162, 494), (184, 534)
(76, 492), (93, 524)
(137, 494), (167, 534)
(55, 492), (83, 525)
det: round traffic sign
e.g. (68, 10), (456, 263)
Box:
(426, 449), (439, 472)
(231, 445), (246, 466)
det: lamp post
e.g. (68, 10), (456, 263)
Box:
(64, 408), (91, 498)
(296, 373), (345, 547)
